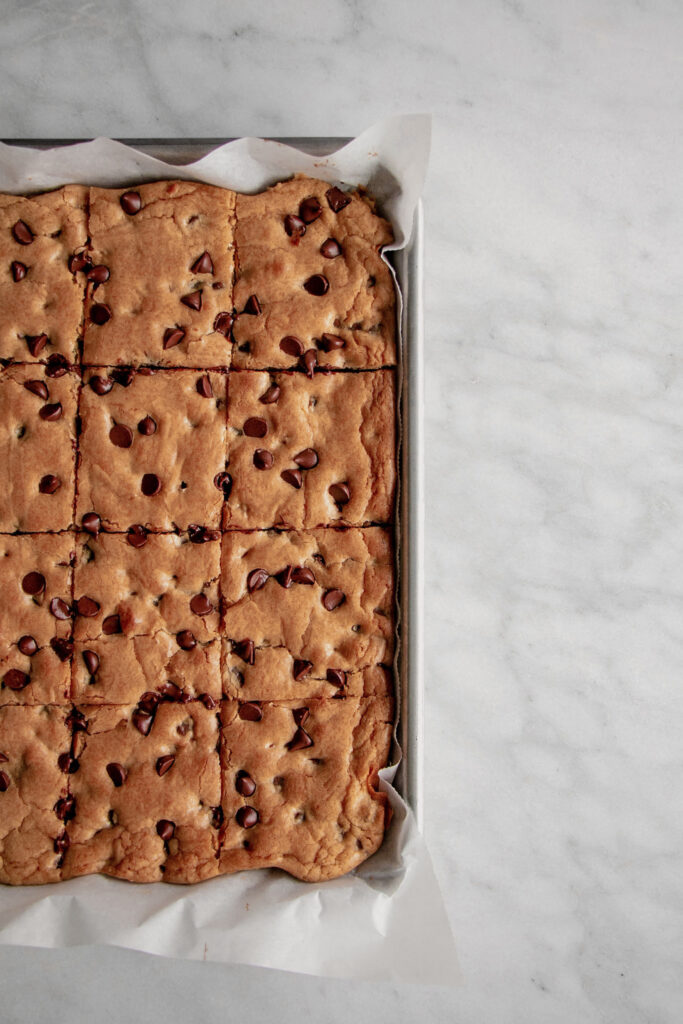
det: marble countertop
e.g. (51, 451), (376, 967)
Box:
(2, 1), (683, 1021)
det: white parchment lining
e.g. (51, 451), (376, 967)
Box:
(0, 115), (458, 984)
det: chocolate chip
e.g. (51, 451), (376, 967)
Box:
(187, 524), (220, 544)
(233, 639), (255, 664)
(158, 681), (182, 701)
(199, 693), (217, 710)
(293, 659), (312, 681)
(127, 524), (148, 548)
(26, 333), (48, 357)
(196, 375), (213, 399)
(190, 593), (213, 616)
(156, 754), (175, 777)
(247, 568), (269, 594)
(54, 830), (70, 855)
(163, 327), (185, 350)
(24, 379), (49, 401)
(11, 260), (27, 281)
(109, 423), (133, 448)
(326, 186), (351, 213)
(236, 805), (259, 828)
(90, 303), (112, 325)
(89, 375), (113, 395)
(326, 668), (346, 688)
(81, 512), (101, 536)
(22, 571), (46, 595)
(318, 333), (346, 352)
(106, 762), (126, 787)
(304, 274), (329, 296)
(156, 819), (175, 841)
(299, 197), (322, 223)
(181, 291), (202, 311)
(287, 726), (313, 751)
(275, 565), (294, 589)
(57, 752), (79, 774)
(235, 770), (256, 797)
(55, 795), (76, 820)
(49, 597), (71, 621)
(300, 349), (317, 377)
(50, 637), (74, 661)
(141, 473), (161, 496)
(329, 482), (351, 506)
(12, 220), (33, 245)
(39, 402), (63, 422)
(280, 335), (304, 358)
(177, 630), (196, 651)
(83, 650), (99, 675)
(211, 806), (224, 829)
(138, 691), (161, 715)
(191, 251), (214, 274)
(87, 265), (110, 285)
(214, 471), (232, 498)
(238, 702), (262, 722)
(17, 635), (38, 656)
(320, 237), (342, 259)
(294, 448), (318, 469)
(68, 252), (91, 274)
(322, 589), (345, 611)
(0, 769), (10, 792)
(132, 708), (154, 735)
(3, 669), (30, 691)
(76, 596), (100, 618)
(242, 294), (261, 315)
(253, 449), (273, 470)
(137, 415), (157, 436)
(120, 191), (142, 215)
(281, 468), (302, 489)
(46, 354), (69, 377)
(292, 707), (309, 726)
(291, 566), (315, 585)
(213, 311), (234, 336)
(259, 384), (280, 405)
(111, 366), (134, 387)
(66, 708), (87, 733)
(287, 210), (309, 236)
(39, 474), (61, 494)
(102, 613), (121, 634)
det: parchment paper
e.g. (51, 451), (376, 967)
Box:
(0, 115), (458, 984)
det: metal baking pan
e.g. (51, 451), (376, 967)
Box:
(1, 137), (424, 831)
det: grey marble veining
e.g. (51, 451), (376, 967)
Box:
(2, 1), (683, 1021)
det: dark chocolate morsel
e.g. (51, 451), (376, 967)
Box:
(181, 291), (202, 311)
(320, 237), (342, 259)
(163, 327), (185, 350)
(3, 669), (30, 691)
(12, 220), (34, 245)
(280, 335), (304, 358)
(247, 568), (269, 593)
(11, 260), (27, 281)
(24, 379), (49, 400)
(26, 333), (48, 357)
(213, 311), (234, 336)
(303, 274), (329, 296)
(322, 589), (346, 611)
(196, 375), (213, 398)
(325, 186), (351, 213)
(50, 637), (74, 661)
(109, 423), (134, 448)
(281, 468), (303, 489)
(292, 659), (312, 681)
(90, 303), (112, 325)
(329, 482), (351, 506)
(17, 635), (38, 656)
(235, 770), (256, 797)
(156, 754), (175, 777)
(49, 597), (71, 620)
(190, 593), (213, 616)
(299, 197), (322, 223)
(120, 191), (142, 215)
(293, 448), (318, 469)
(191, 251), (214, 274)
(89, 375), (114, 395)
(39, 474), (61, 494)
(233, 639), (255, 664)
(291, 566), (315, 585)
(141, 473), (161, 496)
(318, 333), (346, 352)
(287, 726), (314, 751)
(253, 449), (274, 470)
(138, 416), (157, 435)
(156, 819), (175, 841)
(102, 613), (121, 634)
(177, 630), (197, 651)
(83, 650), (100, 675)
(106, 762), (127, 787)
(82, 512), (101, 536)
(259, 384), (280, 404)
(238, 702), (262, 722)
(76, 596), (100, 618)
(22, 571), (46, 595)
(127, 525), (148, 548)
(242, 294), (261, 315)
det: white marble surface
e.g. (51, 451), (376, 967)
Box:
(1, 0), (683, 1021)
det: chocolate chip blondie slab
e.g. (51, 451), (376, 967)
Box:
(221, 526), (395, 671)
(0, 705), (70, 884)
(76, 368), (227, 532)
(0, 185), (87, 364)
(232, 175), (395, 370)
(82, 182), (236, 368)
(224, 369), (396, 529)
(219, 694), (393, 882)
(61, 702), (221, 883)
(0, 533), (74, 705)
(0, 363), (79, 532)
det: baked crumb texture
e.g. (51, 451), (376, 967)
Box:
(0, 176), (396, 884)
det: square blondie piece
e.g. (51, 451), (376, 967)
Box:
(76, 368), (226, 531)
(0, 363), (79, 532)
(221, 527), (394, 669)
(223, 645), (392, 702)
(62, 702), (221, 883)
(0, 705), (70, 884)
(83, 181), (236, 368)
(72, 531), (220, 643)
(73, 634), (221, 705)
(0, 534), (73, 705)
(225, 369), (396, 528)
(232, 175), (395, 370)
(0, 185), (87, 363)
(219, 694), (393, 881)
